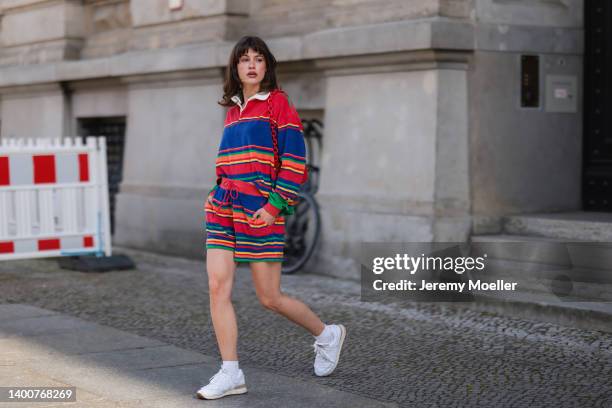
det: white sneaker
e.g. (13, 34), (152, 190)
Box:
(313, 324), (346, 376)
(195, 367), (247, 400)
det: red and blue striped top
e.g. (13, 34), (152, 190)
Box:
(214, 89), (307, 217)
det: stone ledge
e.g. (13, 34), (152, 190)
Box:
(469, 290), (612, 334)
(0, 0), (58, 13)
(301, 18), (473, 59)
(0, 39), (84, 66)
(0, 17), (584, 89)
(0, 18), (473, 88)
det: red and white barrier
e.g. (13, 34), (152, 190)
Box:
(0, 137), (112, 260)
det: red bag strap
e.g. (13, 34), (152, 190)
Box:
(267, 88), (309, 187)
(267, 89), (285, 184)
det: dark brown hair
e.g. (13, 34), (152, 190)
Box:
(218, 36), (279, 107)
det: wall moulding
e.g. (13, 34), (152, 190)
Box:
(0, 82), (63, 98)
(0, 0), (66, 14)
(64, 77), (124, 91)
(118, 68), (224, 88)
(313, 50), (473, 76)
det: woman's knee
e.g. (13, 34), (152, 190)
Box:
(206, 249), (235, 301)
(258, 293), (283, 311)
(208, 275), (232, 301)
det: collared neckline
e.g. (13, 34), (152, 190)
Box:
(231, 91), (271, 113)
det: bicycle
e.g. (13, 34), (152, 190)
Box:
(282, 119), (323, 274)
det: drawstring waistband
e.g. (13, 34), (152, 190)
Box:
(210, 177), (262, 211)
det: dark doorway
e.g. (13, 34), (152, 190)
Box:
(584, 1), (612, 211)
(77, 117), (127, 235)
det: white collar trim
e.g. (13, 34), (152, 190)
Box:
(231, 91), (270, 112)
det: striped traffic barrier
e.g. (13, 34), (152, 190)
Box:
(0, 137), (112, 261)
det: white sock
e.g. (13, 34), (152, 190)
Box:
(221, 360), (240, 377)
(315, 324), (335, 344)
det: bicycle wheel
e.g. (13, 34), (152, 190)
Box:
(282, 192), (321, 274)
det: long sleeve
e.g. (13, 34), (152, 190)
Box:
(262, 94), (307, 217)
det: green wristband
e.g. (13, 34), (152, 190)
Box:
(268, 191), (295, 216)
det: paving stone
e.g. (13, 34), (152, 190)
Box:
(0, 305), (395, 407)
(0, 304), (58, 322)
(0, 247), (610, 407)
(0, 314), (101, 338)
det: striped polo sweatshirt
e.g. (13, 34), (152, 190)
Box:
(214, 89), (307, 217)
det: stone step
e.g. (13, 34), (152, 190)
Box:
(502, 211), (612, 241)
(470, 234), (612, 277)
(466, 233), (612, 332)
(466, 289), (612, 334)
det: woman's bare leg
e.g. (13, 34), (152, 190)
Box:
(250, 261), (325, 336)
(207, 248), (239, 360)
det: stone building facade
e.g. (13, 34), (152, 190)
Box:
(0, 1), (588, 279)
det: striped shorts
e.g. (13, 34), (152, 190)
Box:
(204, 178), (286, 263)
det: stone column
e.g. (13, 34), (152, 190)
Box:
(314, 52), (471, 279)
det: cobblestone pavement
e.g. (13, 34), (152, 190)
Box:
(0, 247), (611, 408)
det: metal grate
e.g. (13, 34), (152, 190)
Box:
(77, 117), (126, 234)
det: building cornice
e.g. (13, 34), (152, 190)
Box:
(0, 17), (583, 89)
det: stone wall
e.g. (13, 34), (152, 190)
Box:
(0, 0), (476, 64)
(81, 0), (132, 59)
(0, 0), (586, 279)
(243, 0), (440, 38)
(0, 0), (85, 65)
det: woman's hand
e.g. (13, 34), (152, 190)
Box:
(253, 207), (275, 226)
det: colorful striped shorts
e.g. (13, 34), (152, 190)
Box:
(204, 177), (286, 262)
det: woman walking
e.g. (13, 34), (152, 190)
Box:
(196, 36), (347, 400)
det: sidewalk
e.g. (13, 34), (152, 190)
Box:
(0, 304), (395, 408)
(1, 247), (611, 407)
